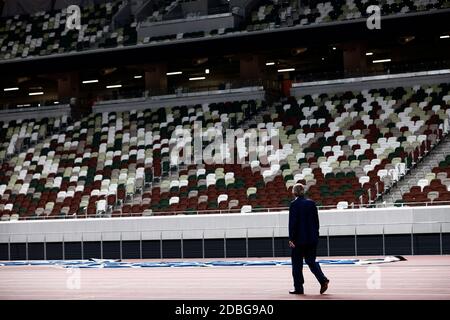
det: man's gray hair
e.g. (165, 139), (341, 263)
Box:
(292, 183), (305, 197)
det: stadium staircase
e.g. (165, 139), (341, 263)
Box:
(121, 97), (271, 215)
(379, 133), (450, 205)
(1, 116), (71, 164)
(263, 97), (387, 204)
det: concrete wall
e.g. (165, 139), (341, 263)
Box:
(1, 206), (449, 243)
(113, 0), (132, 27)
(93, 86), (265, 113)
(138, 12), (237, 40)
(0, 104), (71, 122)
(230, 0), (260, 17)
(291, 69), (450, 96)
(133, 0), (153, 21)
(181, 0), (208, 16)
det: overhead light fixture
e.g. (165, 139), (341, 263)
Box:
(373, 59), (391, 64)
(189, 77), (206, 81)
(166, 71), (183, 76)
(366, 52), (374, 56)
(3, 87), (19, 92)
(29, 91), (44, 96)
(205, 69), (210, 74)
(82, 79), (99, 84)
(134, 75), (143, 79)
(54, 101), (60, 105)
(17, 104), (31, 107)
(291, 48), (307, 56)
(401, 36), (415, 44)
(266, 62), (275, 66)
(193, 57), (208, 66)
(106, 84), (122, 89)
(102, 67), (117, 76)
(440, 35), (449, 39)
(277, 68), (295, 73)
(332, 47), (337, 50)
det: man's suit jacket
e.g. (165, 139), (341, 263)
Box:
(289, 196), (320, 245)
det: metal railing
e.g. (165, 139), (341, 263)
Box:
(0, 99), (67, 111)
(292, 60), (450, 85)
(94, 80), (265, 103)
(3, 59), (449, 111)
(155, 79), (265, 97)
(0, 221), (448, 260)
(2, 200), (449, 222)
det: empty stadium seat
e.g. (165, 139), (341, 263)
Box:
(0, 1), (125, 61)
(245, 0), (450, 33)
(0, 81), (449, 219)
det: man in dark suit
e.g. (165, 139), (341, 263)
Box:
(289, 183), (329, 294)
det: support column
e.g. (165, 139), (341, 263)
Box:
(342, 42), (368, 75)
(239, 54), (263, 82)
(57, 72), (79, 103)
(144, 63), (168, 96)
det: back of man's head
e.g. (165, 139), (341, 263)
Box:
(292, 183), (305, 198)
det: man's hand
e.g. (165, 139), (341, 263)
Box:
(288, 240), (295, 248)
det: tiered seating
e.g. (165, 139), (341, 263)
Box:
(124, 83), (450, 215)
(0, 117), (68, 162)
(1, 0), (447, 58)
(429, 154), (450, 204)
(155, 162), (294, 214)
(245, 0), (450, 32)
(402, 173), (450, 205)
(248, 83), (449, 209)
(0, 1), (124, 60)
(99, 22), (138, 49)
(0, 116), (70, 221)
(399, 86), (450, 205)
(1, 82), (449, 220)
(145, 0), (181, 22)
(121, 100), (264, 216)
(140, 0), (449, 45)
(0, 100), (263, 220)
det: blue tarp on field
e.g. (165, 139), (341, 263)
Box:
(0, 256), (405, 268)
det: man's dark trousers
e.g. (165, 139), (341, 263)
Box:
(291, 242), (327, 290)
